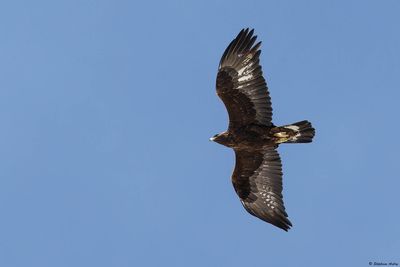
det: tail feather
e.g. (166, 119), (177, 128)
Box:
(274, 120), (315, 144)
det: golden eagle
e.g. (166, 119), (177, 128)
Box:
(210, 29), (315, 231)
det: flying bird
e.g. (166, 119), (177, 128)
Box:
(210, 28), (315, 231)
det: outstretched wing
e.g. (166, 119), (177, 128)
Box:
(216, 28), (273, 129)
(232, 148), (292, 231)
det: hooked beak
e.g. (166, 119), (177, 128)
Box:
(209, 136), (216, 141)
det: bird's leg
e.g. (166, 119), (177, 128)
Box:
(271, 127), (296, 144)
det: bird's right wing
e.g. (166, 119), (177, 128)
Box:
(216, 28), (273, 130)
(232, 148), (292, 231)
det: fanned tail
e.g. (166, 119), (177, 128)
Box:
(273, 120), (315, 144)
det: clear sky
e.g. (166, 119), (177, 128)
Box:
(1, 0), (399, 266)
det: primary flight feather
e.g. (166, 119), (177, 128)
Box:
(211, 28), (315, 231)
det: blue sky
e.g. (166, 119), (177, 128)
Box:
(1, 0), (399, 266)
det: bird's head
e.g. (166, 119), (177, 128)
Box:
(209, 131), (232, 147)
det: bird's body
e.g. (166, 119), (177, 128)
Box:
(212, 125), (274, 150)
(212, 124), (305, 150)
(211, 28), (315, 231)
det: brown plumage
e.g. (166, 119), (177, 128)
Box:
(210, 28), (315, 231)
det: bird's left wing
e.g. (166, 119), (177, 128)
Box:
(232, 148), (292, 231)
(216, 28), (273, 129)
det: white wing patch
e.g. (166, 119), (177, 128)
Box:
(238, 73), (253, 82)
